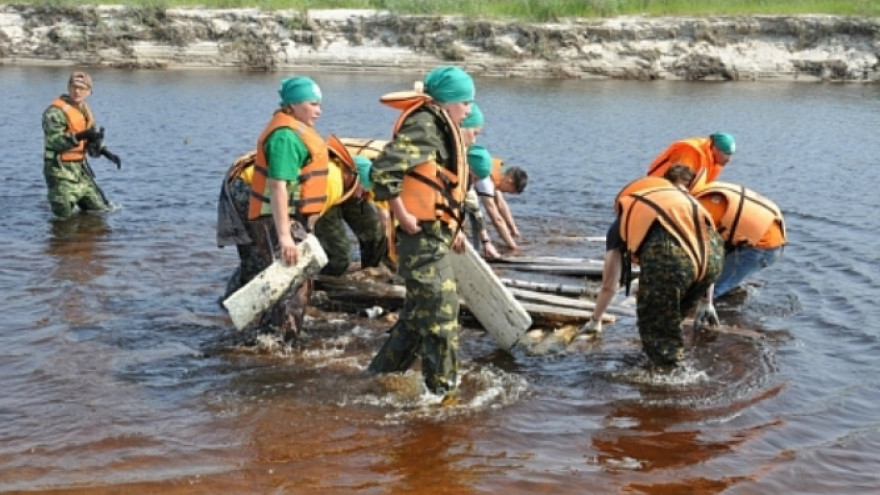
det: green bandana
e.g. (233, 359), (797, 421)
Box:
(279, 76), (322, 106)
(467, 144), (492, 180)
(354, 155), (373, 190)
(423, 66), (475, 104)
(710, 132), (736, 155)
(461, 103), (484, 129)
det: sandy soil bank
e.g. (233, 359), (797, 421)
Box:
(1, 4), (878, 82)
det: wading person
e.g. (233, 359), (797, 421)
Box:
(366, 66), (475, 402)
(647, 132), (735, 183)
(217, 75), (328, 341)
(586, 164), (724, 367)
(458, 103), (529, 258)
(312, 137), (390, 276)
(458, 103), (498, 258)
(42, 71), (122, 218)
(694, 181), (787, 299)
(581, 165), (700, 334)
(474, 155), (528, 254)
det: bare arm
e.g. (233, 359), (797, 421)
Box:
(494, 191), (520, 238)
(269, 178), (299, 266)
(480, 194), (517, 249)
(390, 196), (420, 235)
(592, 250), (623, 322)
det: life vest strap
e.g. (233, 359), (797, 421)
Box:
(249, 190), (270, 205)
(298, 168), (329, 183)
(296, 196), (328, 206)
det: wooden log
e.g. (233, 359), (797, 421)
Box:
(451, 241), (532, 351)
(313, 274), (406, 313)
(492, 255), (605, 266)
(499, 277), (594, 297)
(495, 263), (606, 277)
(507, 286), (596, 310)
(223, 234), (328, 330)
(519, 302), (615, 325)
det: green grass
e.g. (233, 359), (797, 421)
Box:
(14, 0), (880, 20)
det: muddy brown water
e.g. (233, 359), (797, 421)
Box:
(2, 66), (879, 494)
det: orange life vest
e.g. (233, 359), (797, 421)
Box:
(379, 91), (467, 230)
(616, 177), (717, 281)
(326, 134), (359, 205)
(49, 97), (94, 162)
(247, 111), (329, 220)
(647, 137), (722, 183)
(614, 176), (670, 214)
(695, 182), (786, 249)
(489, 157), (504, 187)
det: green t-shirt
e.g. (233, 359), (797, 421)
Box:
(265, 127), (309, 182)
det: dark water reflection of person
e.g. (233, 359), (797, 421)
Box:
(45, 213), (111, 324)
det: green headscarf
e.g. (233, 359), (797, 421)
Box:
(467, 144), (492, 180)
(461, 103), (484, 129)
(354, 155), (373, 190)
(423, 66), (475, 104)
(710, 132), (736, 155)
(278, 76), (322, 106)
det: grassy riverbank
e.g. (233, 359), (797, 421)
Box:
(13, 0), (880, 20)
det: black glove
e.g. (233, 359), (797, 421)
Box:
(74, 127), (102, 142)
(85, 127), (105, 157)
(101, 148), (122, 170)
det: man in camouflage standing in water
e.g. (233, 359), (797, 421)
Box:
(42, 71), (122, 218)
(366, 66), (475, 402)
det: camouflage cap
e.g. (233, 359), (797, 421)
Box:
(68, 71), (93, 89)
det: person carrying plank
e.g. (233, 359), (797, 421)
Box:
(366, 66), (475, 402)
(216, 75), (328, 341)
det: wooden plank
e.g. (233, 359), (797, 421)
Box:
(451, 241), (532, 351)
(492, 255), (605, 266)
(223, 234), (328, 330)
(519, 302), (615, 325)
(507, 286), (596, 310)
(499, 277), (594, 297)
(496, 263), (606, 277)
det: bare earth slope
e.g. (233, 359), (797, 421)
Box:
(1, 4), (878, 81)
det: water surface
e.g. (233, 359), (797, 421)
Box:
(1, 66), (879, 494)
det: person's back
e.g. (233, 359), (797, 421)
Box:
(313, 136), (389, 276)
(647, 133), (735, 183)
(604, 165), (724, 366)
(695, 181), (786, 298)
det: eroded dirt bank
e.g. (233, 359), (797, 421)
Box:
(1, 3), (879, 81)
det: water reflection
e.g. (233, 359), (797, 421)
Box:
(377, 421), (480, 495)
(44, 213), (111, 326)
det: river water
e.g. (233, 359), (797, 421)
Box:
(2, 66), (879, 494)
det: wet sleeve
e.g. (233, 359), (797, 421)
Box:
(42, 106), (78, 153)
(264, 128), (309, 181)
(370, 111), (445, 201)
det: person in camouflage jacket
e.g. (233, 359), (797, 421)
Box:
(42, 71), (121, 218)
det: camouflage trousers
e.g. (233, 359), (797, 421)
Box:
(368, 221), (460, 396)
(225, 178), (310, 340)
(313, 197), (388, 276)
(43, 159), (109, 218)
(636, 225), (724, 365)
